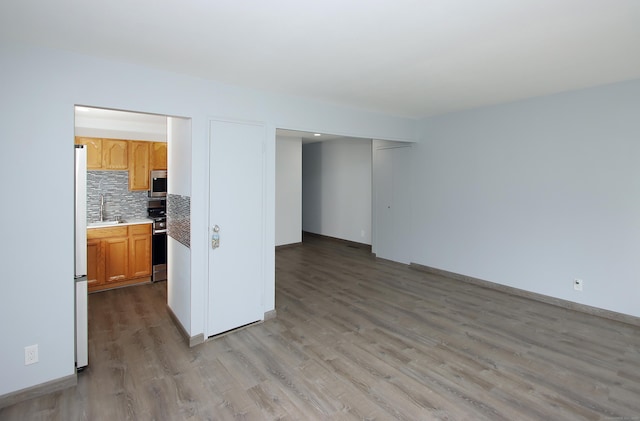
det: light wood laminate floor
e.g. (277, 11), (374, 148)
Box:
(2, 234), (640, 420)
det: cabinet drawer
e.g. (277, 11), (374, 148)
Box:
(129, 223), (151, 235)
(87, 226), (128, 239)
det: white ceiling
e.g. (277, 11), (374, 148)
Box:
(2, 1), (639, 118)
(277, 128), (364, 144)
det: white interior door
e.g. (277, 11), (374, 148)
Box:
(373, 145), (412, 263)
(208, 119), (265, 337)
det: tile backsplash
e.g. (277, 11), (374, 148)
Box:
(87, 171), (149, 222)
(167, 193), (191, 248)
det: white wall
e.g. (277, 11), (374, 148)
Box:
(275, 136), (302, 246)
(412, 79), (640, 318)
(302, 138), (372, 244)
(167, 117), (192, 333)
(0, 41), (415, 398)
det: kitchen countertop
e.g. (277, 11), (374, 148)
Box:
(87, 218), (153, 229)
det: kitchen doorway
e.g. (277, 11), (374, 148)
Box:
(73, 105), (192, 368)
(75, 106), (169, 294)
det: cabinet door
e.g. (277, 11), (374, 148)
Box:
(102, 139), (128, 169)
(129, 141), (151, 191)
(104, 237), (129, 283)
(129, 226), (151, 278)
(151, 142), (167, 170)
(86, 238), (104, 287)
(75, 137), (102, 169)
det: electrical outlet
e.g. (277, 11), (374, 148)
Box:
(25, 344), (38, 365)
(573, 279), (583, 291)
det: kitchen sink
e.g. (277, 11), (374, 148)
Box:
(88, 220), (126, 227)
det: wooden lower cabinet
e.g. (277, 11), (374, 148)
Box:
(86, 238), (103, 289)
(129, 225), (152, 278)
(87, 224), (151, 292)
(104, 237), (129, 283)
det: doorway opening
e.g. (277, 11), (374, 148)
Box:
(275, 128), (412, 258)
(75, 106), (170, 294)
(73, 105), (193, 368)
(276, 129), (373, 249)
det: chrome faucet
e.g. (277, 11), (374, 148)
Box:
(99, 194), (105, 222)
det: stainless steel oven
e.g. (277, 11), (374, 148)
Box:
(151, 220), (167, 282)
(148, 199), (167, 282)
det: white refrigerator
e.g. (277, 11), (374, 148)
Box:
(74, 145), (88, 369)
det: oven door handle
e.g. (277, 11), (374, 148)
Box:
(153, 229), (168, 234)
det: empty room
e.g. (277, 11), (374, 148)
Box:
(1, 1), (639, 420)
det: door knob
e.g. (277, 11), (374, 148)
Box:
(212, 225), (220, 249)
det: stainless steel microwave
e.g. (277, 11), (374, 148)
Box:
(149, 170), (167, 197)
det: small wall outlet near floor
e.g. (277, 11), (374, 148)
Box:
(573, 279), (583, 291)
(24, 344), (38, 365)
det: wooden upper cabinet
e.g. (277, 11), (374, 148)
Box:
(102, 139), (128, 169)
(75, 137), (102, 169)
(151, 142), (168, 170)
(129, 141), (151, 191)
(77, 137), (162, 195)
